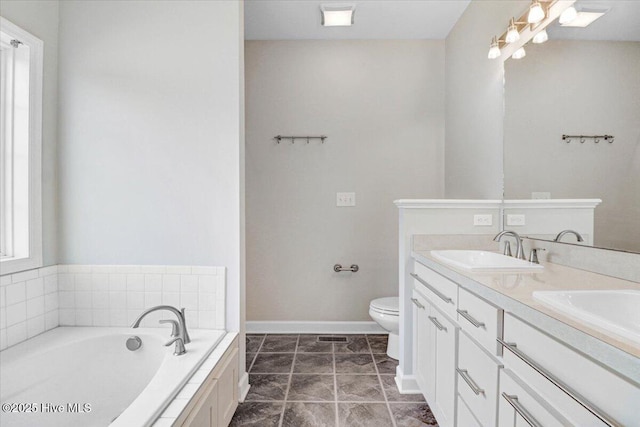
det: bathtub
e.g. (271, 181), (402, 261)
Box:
(0, 327), (226, 427)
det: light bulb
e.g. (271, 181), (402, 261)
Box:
(488, 36), (501, 59)
(505, 18), (520, 44)
(532, 29), (548, 43)
(528, 1), (545, 24)
(559, 6), (578, 25)
(512, 47), (526, 59)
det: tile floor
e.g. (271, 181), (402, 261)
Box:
(231, 334), (438, 427)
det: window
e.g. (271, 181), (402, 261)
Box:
(0, 17), (43, 274)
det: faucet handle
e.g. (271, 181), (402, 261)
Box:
(529, 248), (546, 264)
(165, 337), (186, 356)
(159, 319), (179, 337)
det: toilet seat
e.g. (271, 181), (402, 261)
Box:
(370, 297), (399, 316)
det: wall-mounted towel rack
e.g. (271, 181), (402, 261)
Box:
(562, 134), (614, 144)
(275, 135), (327, 144)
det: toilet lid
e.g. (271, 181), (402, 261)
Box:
(370, 297), (399, 313)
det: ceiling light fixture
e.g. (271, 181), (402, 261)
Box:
(527, 1), (546, 24)
(320, 4), (355, 27)
(560, 9), (608, 27)
(505, 18), (521, 44)
(532, 29), (548, 44)
(488, 36), (501, 59)
(559, 6), (578, 25)
(512, 46), (527, 59)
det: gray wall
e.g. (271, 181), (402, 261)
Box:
(444, 0), (528, 199)
(245, 40), (445, 321)
(0, 0), (59, 266)
(504, 41), (640, 252)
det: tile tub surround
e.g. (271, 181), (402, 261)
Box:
(56, 265), (226, 330)
(0, 266), (59, 350)
(1, 264), (226, 351)
(235, 334), (435, 427)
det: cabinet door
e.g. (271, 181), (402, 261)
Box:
(413, 291), (436, 402)
(217, 348), (239, 427)
(182, 379), (219, 427)
(433, 310), (456, 427)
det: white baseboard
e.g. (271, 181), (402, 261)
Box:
(238, 372), (250, 403)
(395, 365), (421, 394)
(245, 320), (386, 334)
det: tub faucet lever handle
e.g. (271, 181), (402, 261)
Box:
(159, 319), (179, 337)
(165, 337), (186, 356)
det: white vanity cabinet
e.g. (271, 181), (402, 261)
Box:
(412, 288), (458, 427)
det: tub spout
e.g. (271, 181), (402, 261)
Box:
(131, 305), (191, 345)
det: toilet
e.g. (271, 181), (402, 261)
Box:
(369, 297), (399, 360)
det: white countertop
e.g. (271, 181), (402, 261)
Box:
(412, 250), (640, 385)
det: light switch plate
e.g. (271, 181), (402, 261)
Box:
(473, 214), (493, 226)
(532, 192), (551, 199)
(336, 192), (356, 207)
(507, 214), (526, 226)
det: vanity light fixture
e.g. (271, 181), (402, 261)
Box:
(532, 28), (549, 43)
(512, 46), (527, 59)
(527, 1), (546, 24)
(488, 36), (501, 59)
(559, 6), (578, 25)
(320, 4), (355, 27)
(505, 18), (521, 43)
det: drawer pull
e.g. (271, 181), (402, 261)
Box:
(501, 393), (542, 427)
(428, 316), (447, 332)
(497, 338), (621, 427)
(411, 298), (425, 309)
(457, 309), (485, 329)
(410, 273), (453, 304)
(456, 368), (485, 395)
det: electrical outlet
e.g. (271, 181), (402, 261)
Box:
(336, 192), (356, 207)
(532, 192), (551, 199)
(507, 214), (526, 226)
(473, 214), (493, 226)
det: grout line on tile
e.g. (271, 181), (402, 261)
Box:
(333, 340), (339, 427)
(278, 334), (299, 427)
(371, 339), (397, 427)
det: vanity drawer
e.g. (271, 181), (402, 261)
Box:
(457, 287), (502, 356)
(457, 395), (482, 427)
(457, 331), (502, 427)
(498, 369), (569, 427)
(502, 313), (638, 426)
(412, 261), (458, 319)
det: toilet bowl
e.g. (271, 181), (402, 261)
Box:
(369, 297), (399, 360)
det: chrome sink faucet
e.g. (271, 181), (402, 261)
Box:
(494, 230), (525, 260)
(554, 229), (584, 243)
(131, 305), (191, 355)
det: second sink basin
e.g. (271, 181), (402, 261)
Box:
(430, 250), (544, 271)
(533, 290), (640, 344)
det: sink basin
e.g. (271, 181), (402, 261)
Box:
(430, 250), (544, 271)
(533, 290), (640, 344)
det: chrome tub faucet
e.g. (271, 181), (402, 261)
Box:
(131, 305), (191, 355)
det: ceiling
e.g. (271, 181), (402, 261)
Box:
(547, 0), (640, 41)
(244, 0), (472, 40)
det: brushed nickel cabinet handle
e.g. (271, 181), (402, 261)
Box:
(411, 298), (425, 309)
(457, 309), (486, 329)
(501, 393), (542, 427)
(410, 273), (453, 304)
(456, 368), (485, 395)
(428, 316), (447, 332)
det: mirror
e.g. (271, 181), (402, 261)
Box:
(503, 0), (640, 253)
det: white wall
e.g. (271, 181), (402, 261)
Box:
(504, 41), (640, 252)
(0, 0), (59, 266)
(56, 1), (244, 335)
(444, 0), (528, 199)
(245, 40), (445, 322)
